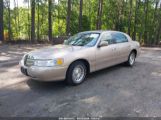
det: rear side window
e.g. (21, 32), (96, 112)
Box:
(112, 33), (128, 43)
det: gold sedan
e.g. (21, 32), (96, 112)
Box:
(20, 31), (140, 85)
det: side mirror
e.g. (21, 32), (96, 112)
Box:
(98, 41), (109, 47)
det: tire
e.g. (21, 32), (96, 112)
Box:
(66, 61), (87, 86)
(127, 51), (136, 66)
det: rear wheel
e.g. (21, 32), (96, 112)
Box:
(127, 51), (136, 66)
(66, 61), (87, 85)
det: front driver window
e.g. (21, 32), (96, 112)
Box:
(100, 33), (113, 44)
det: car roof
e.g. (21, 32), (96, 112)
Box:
(80, 30), (131, 41)
(80, 30), (126, 34)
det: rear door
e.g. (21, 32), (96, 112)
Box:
(111, 32), (131, 63)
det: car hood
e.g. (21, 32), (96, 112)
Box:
(27, 44), (84, 59)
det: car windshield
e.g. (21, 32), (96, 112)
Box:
(64, 33), (100, 47)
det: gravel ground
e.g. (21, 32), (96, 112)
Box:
(0, 44), (161, 117)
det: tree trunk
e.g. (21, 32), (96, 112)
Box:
(37, 0), (40, 41)
(88, 0), (91, 30)
(155, 4), (161, 45)
(96, 0), (103, 30)
(120, 0), (125, 31)
(153, 0), (159, 45)
(0, 0), (4, 42)
(28, 0), (30, 41)
(78, 0), (83, 32)
(48, 0), (52, 41)
(31, 0), (36, 43)
(133, 0), (140, 40)
(66, 0), (71, 36)
(58, 0), (60, 35)
(16, 0), (20, 38)
(14, 0), (18, 37)
(7, 0), (12, 41)
(144, 0), (149, 45)
(156, 20), (161, 45)
(128, 0), (133, 36)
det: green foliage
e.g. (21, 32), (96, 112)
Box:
(2, 0), (161, 45)
(82, 15), (91, 31)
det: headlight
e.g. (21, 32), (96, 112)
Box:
(34, 58), (64, 67)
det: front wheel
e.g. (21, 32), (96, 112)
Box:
(127, 51), (136, 66)
(66, 61), (87, 86)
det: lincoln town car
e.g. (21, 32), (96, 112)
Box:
(20, 31), (140, 85)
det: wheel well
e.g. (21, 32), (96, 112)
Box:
(67, 59), (90, 74)
(131, 49), (137, 56)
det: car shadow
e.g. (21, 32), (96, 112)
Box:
(26, 63), (129, 92)
(26, 79), (67, 92)
(88, 63), (125, 79)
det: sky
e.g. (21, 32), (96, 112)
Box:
(10, 0), (28, 9)
(10, 0), (59, 9)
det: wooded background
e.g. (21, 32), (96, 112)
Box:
(0, 0), (161, 45)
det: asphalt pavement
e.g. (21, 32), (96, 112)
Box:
(0, 45), (161, 117)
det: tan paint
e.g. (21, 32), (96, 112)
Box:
(20, 31), (140, 81)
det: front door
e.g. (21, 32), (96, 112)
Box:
(95, 32), (118, 71)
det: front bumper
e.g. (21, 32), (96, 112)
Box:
(20, 60), (68, 81)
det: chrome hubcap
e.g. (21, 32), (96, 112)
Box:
(72, 65), (85, 83)
(130, 53), (135, 65)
